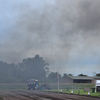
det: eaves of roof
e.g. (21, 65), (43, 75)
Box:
(67, 76), (94, 80)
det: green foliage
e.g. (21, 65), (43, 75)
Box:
(63, 73), (67, 78)
(0, 83), (27, 91)
(62, 73), (73, 78)
(0, 55), (49, 83)
(68, 74), (73, 76)
(78, 73), (87, 76)
(47, 88), (100, 97)
(18, 55), (48, 82)
(46, 72), (61, 83)
(48, 89), (100, 97)
(96, 73), (100, 76)
(47, 83), (95, 89)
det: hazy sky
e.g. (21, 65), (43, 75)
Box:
(0, 0), (100, 76)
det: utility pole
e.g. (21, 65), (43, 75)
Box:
(57, 68), (59, 90)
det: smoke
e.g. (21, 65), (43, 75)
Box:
(77, 0), (100, 32)
(0, 0), (100, 75)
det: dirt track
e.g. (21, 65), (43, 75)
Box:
(0, 90), (100, 100)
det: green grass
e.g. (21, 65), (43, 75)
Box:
(0, 83), (27, 91)
(45, 89), (100, 97)
(43, 83), (100, 97)
(48, 83), (95, 89)
(2, 83), (92, 91)
(0, 83), (99, 97)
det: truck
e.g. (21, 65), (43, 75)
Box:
(27, 79), (39, 90)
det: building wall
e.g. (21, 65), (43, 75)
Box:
(60, 76), (100, 84)
(93, 78), (100, 84)
(59, 77), (73, 83)
(92, 79), (95, 84)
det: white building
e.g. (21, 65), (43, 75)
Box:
(96, 80), (100, 92)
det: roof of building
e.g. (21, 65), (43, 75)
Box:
(67, 76), (94, 80)
(94, 76), (100, 79)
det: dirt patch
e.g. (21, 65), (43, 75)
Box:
(0, 97), (3, 100)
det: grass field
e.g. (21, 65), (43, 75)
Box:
(44, 83), (100, 97)
(0, 83), (27, 91)
(0, 83), (95, 91)
(48, 89), (100, 97)
(0, 83), (99, 97)
(48, 83), (95, 89)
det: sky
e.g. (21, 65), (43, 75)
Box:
(0, 0), (100, 76)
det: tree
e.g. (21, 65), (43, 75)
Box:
(0, 61), (17, 83)
(68, 74), (73, 76)
(0, 55), (49, 83)
(95, 73), (100, 76)
(78, 73), (87, 76)
(63, 73), (67, 78)
(62, 73), (73, 78)
(18, 55), (49, 82)
(46, 72), (61, 83)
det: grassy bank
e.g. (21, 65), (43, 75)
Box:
(48, 89), (100, 97)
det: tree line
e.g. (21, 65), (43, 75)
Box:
(46, 73), (100, 83)
(0, 55), (49, 83)
(0, 54), (100, 83)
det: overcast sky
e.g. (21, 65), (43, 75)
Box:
(0, 0), (100, 76)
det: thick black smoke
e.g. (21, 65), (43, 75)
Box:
(0, 0), (100, 75)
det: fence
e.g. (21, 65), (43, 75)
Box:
(48, 83), (95, 90)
